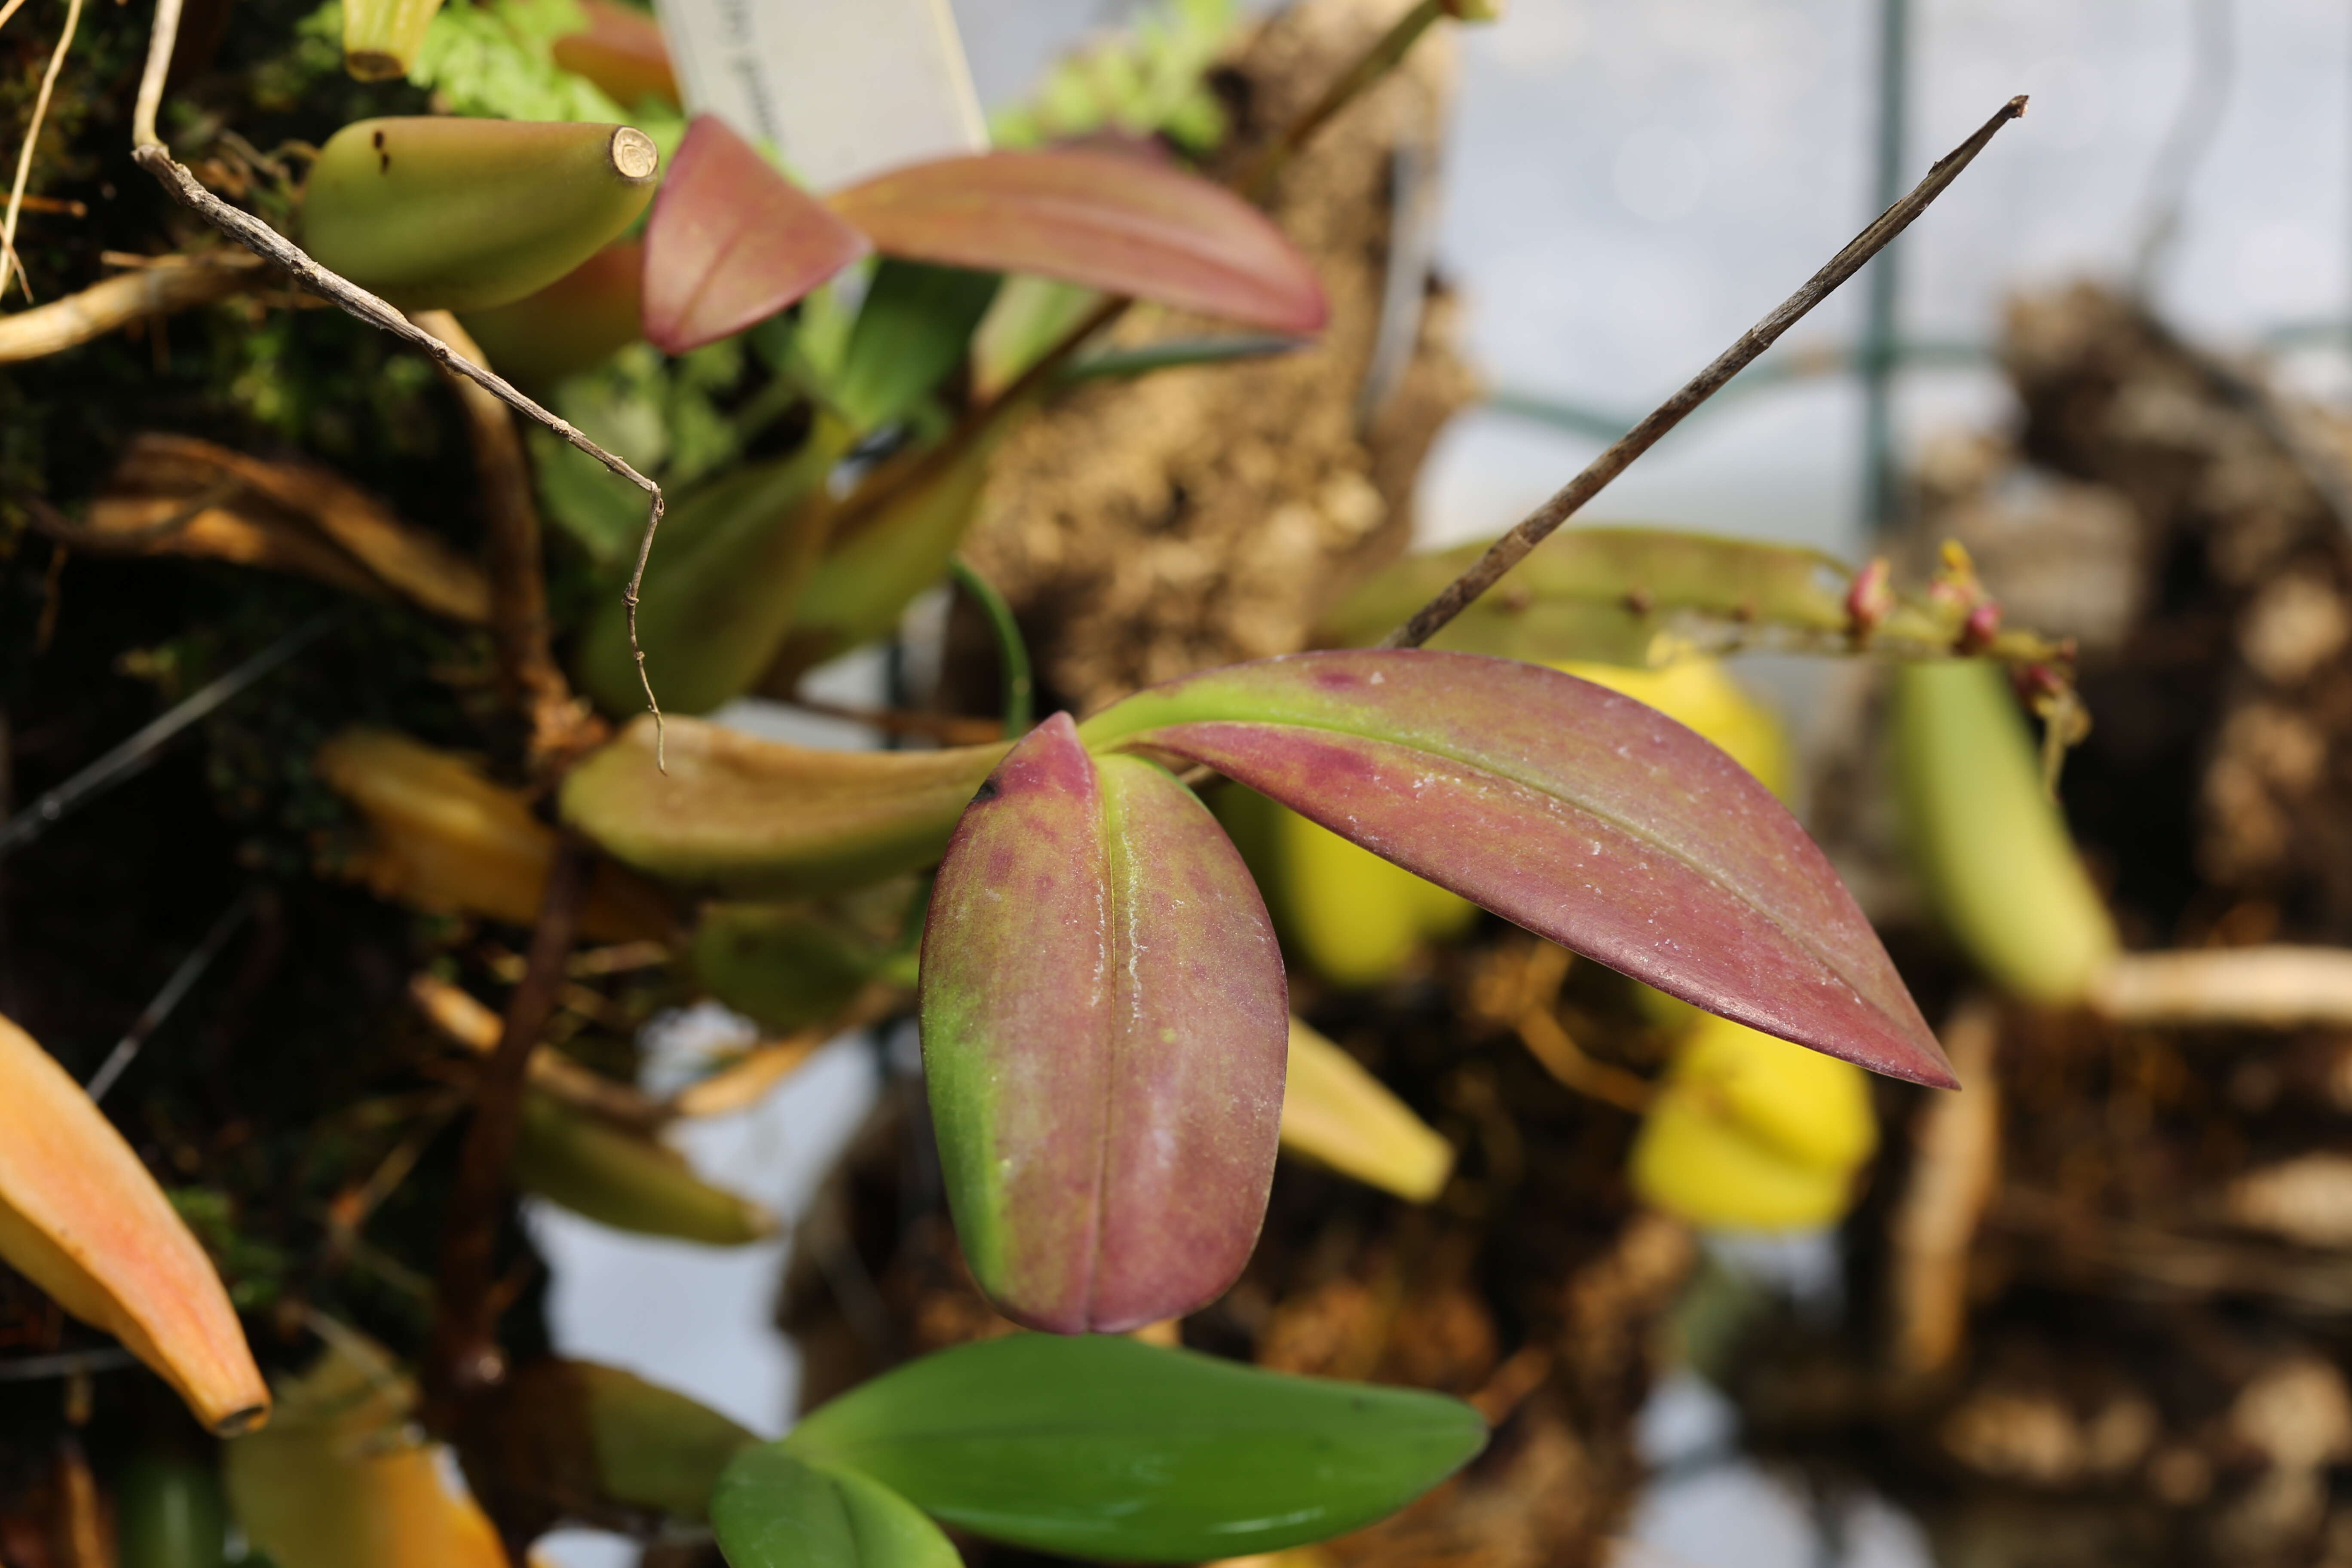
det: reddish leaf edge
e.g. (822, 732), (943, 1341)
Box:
(1079, 654), (1958, 1092)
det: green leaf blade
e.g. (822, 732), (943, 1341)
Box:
(713, 1448), (960, 1568)
(785, 1336), (1485, 1563)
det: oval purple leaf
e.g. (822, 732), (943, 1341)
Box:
(830, 149), (1328, 335)
(1080, 651), (1954, 1089)
(643, 115), (872, 355)
(919, 713), (1288, 1334)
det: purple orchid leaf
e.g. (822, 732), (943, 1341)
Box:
(830, 149), (1328, 334)
(1079, 650), (1954, 1089)
(919, 713), (1288, 1334)
(643, 115), (871, 355)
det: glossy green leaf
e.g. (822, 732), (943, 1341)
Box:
(768, 404), (1028, 685)
(713, 1448), (959, 1568)
(921, 714), (1286, 1332)
(514, 1092), (775, 1243)
(1080, 650), (1953, 1087)
(560, 716), (1010, 896)
(691, 901), (888, 1031)
(832, 260), (1002, 432)
(830, 149), (1327, 334)
(643, 115), (872, 355)
(575, 417), (850, 717)
(783, 1334), (1486, 1563)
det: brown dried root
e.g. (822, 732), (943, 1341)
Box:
(38, 433), (493, 622)
(0, 251), (260, 362)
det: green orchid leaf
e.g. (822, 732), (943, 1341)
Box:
(832, 260), (1003, 433)
(560, 717), (1010, 896)
(768, 402), (1029, 686)
(575, 416), (851, 717)
(714, 1448), (959, 1568)
(690, 901), (891, 1032)
(920, 714), (1286, 1333)
(782, 1334), (1485, 1563)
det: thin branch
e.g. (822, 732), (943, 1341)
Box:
(423, 835), (593, 1426)
(1378, 95), (2029, 652)
(85, 887), (256, 1102)
(0, 252), (260, 363)
(0, 609), (342, 860)
(2, 0), (86, 302)
(129, 0), (180, 150)
(0, 0), (34, 39)
(1237, 0), (1446, 202)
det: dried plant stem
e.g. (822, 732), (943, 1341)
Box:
(413, 310), (601, 770)
(2, 0), (86, 302)
(0, 251), (259, 362)
(0, 0), (33, 38)
(2092, 946), (2352, 1029)
(1886, 994), (2000, 1384)
(423, 836), (593, 1424)
(1237, 0), (1446, 202)
(1380, 95), (2029, 652)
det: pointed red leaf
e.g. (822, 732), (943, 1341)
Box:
(1081, 651), (1954, 1089)
(830, 150), (1327, 334)
(643, 115), (871, 355)
(919, 714), (1288, 1333)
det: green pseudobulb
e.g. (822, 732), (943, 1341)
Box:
(303, 117), (659, 312)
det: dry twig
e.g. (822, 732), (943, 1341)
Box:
(1381, 95), (2030, 650)
(1, 0), (86, 301)
(423, 836), (594, 1423)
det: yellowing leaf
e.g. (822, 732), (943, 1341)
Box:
(1280, 1019), (1452, 1202)
(315, 729), (673, 942)
(227, 1335), (508, 1568)
(0, 1014), (269, 1435)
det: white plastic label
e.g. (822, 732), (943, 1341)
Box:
(651, 0), (989, 190)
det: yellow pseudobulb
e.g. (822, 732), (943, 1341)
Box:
(1630, 1012), (1878, 1231)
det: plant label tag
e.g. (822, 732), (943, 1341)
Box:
(651, 0), (988, 190)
